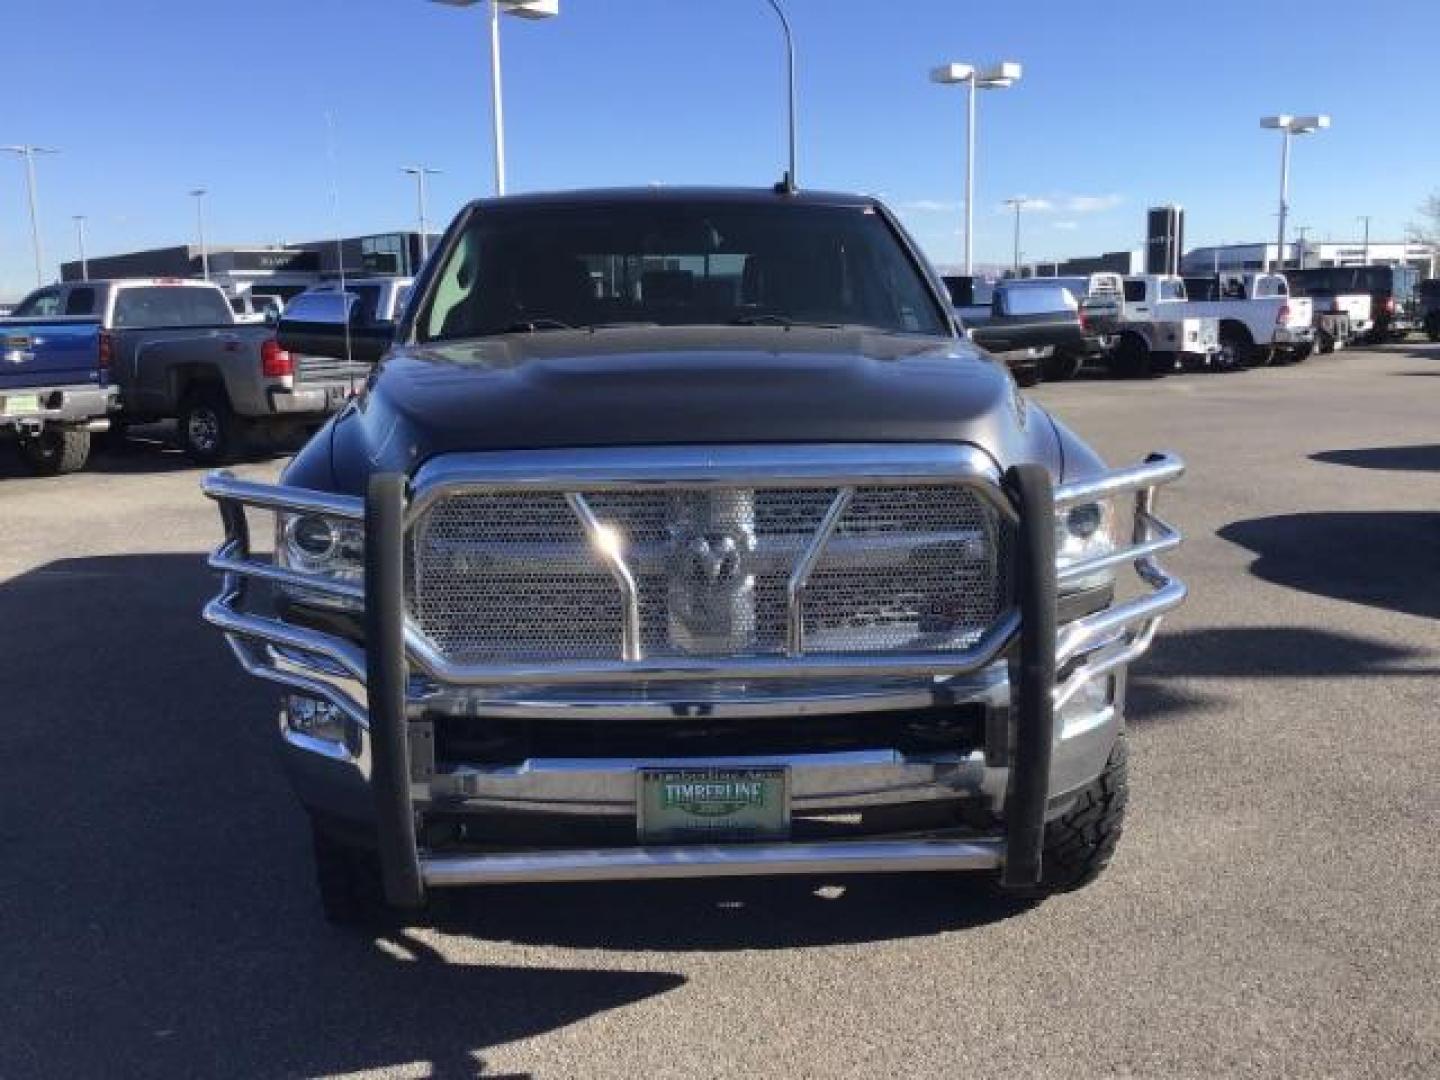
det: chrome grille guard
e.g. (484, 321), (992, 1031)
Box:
(200, 446), (1185, 902)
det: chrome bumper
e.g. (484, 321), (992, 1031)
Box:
(201, 449), (1185, 895)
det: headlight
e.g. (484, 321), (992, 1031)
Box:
(1055, 500), (1117, 592)
(276, 512), (364, 609)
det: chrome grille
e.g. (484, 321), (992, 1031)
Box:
(407, 482), (1011, 667)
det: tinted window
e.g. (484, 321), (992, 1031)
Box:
(1159, 279), (1187, 301)
(11, 288), (61, 318)
(63, 287), (96, 315)
(419, 201), (949, 341)
(1123, 280), (1146, 302)
(1185, 277), (1218, 301)
(112, 286), (234, 328)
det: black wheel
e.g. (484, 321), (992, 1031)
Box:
(1007, 734), (1129, 899)
(1041, 350), (1083, 382)
(1108, 334), (1151, 379)
(311, 822), (392, 928)
(1291, 343), (1314, 363)
(178, 388), (245, 465)
(18, 427), (91, 475)
(1220, 325), (1262, 367)
(1317, 330), (1335, 354)
(1011, 361), (1041, 388)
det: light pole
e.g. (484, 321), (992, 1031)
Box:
(428, 0), (559, 197)
(189, 188), (210, 281)
(1294, 225), (1311, 269)
(1004, 196), (1033, 273)
(3, 145), (60, 286)
(401, 166), (442, 262)
(1357, 215), (1371, 263)
(930, 62), (1022, 275)
(1260, 114), (1330, 272)
(73, 215), (89, 280)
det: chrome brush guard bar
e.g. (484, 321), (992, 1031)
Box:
(200, 446), (1184, 900)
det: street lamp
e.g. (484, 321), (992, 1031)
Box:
(3, 145), (61, 286)
(1259, 113), (1330, 272)
(930, 60), (1022, 275)
(72, 215), (89, 280)
(188, 189), (210, 281)
(1004, 196), (1034, 273)
(428, 0), (560, 197)
(401, 166), (442, 262)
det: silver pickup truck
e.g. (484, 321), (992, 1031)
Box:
(6, 278), (366, 463)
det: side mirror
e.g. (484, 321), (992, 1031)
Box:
(276, 291), (394, 366)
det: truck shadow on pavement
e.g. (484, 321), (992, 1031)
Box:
(1126, 622), (1440, 725)
(0, 554), (680, 1079)
(1219, 512), (1440, 621)
(1310, 444), (1440, 473)
(0, 552), (1030, 1077)
(0, 424), (302, 481)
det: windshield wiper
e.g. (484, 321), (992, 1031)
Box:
(728, 314), (844, 328)
(486, 318), (576, 335)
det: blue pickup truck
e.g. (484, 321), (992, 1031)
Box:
(0, 319), (116, 474)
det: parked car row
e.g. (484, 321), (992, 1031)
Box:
(0, 275), (410, 474)
(948, 263), (1425, 385)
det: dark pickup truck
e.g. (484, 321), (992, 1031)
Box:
(946, 277), (1097, 385)
(200, 187), (1186, 924)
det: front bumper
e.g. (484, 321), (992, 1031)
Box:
(1275, 326), (1316, 348)
(202, 450), (1185, 898)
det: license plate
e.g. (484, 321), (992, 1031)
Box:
(1, 394), (40, 416)
(638, 767), (790, 843)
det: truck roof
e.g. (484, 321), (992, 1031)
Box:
(64, 278), (224, 289)
(459, 186), (880, 213)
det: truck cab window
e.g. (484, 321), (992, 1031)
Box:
(64, 288), (95, 316)
(12, 288), (61, 318)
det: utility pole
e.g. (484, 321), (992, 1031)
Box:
(1357, 215), (1371, 263)
(3, 145), (61, 285)
(1294, 225), (1311, 269)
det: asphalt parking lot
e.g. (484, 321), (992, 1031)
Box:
(2, 344), (1438, 1079)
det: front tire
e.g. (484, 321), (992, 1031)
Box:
(1008, 734), (1129, 898)
(18, 427), (91, 475)
(311, 822), (392, 927)
(1042, 350), (1083, 382)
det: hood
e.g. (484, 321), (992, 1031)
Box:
(319, 326), (1057, 494)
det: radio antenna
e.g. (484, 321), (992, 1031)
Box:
(764, 0), (798, 193)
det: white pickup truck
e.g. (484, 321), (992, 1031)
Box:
(1113, 275), (1223, 376)
(1177, 272), (1314, 365)
(1283, 268), (1374, 348)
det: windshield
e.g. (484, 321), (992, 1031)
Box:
(417, 200), (950, 341)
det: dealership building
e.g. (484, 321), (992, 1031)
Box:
(58, 230), (437, 300)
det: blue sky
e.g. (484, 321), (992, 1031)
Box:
(3, 0), (1437, 297)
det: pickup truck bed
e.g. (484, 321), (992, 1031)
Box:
(0, 319), (116, 474)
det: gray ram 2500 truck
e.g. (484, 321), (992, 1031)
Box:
(7, 278), (369, 463)
(201, 188), (1187, 924)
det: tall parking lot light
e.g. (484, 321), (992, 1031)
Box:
(930, 61), (1021, 275)
(1005, 195), (1034, 273)
(189, 188), (210, 281)
(3, 145), (60, 286)
(402, 166), (442, 261)
(428, 0), (560, 197)
(73, 215), (89, 280)
(1260, 114), (1330, 272)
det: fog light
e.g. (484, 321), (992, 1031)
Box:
(286, 695), (347, 744)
